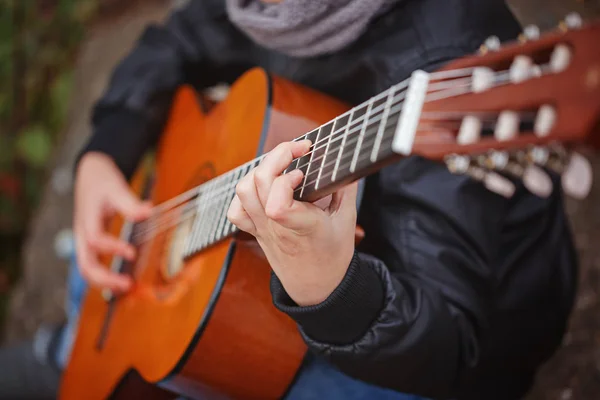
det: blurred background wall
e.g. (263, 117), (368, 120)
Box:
(0, 0), (599, 399)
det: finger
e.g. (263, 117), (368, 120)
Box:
(87, 232), (136, 261)
(81, 197), (136, 261)
(227, 195), (256, 234)
(265, 169), (321, 231)
(110, 183), (153, 222)
(236, 169), (267, 224)
(254, 140), (312, 207)
(328, 181), (359, 215)
(75, 235), (132, 292)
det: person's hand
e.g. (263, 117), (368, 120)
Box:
(227, 140), (357, 306)
(74, 152), (152, 292)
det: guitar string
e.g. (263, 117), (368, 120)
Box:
(132, 111), (540, 244)
(140, 68), (480, 217)
(132, 66), (537, 242)
(143, 68), (513, 225)
(131, 70), (524, 243)
(132, 108), (538, 244)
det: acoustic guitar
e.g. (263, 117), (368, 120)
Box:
(60, 14), (600, 400)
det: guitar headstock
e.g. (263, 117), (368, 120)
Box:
(397, 13), (600, 199)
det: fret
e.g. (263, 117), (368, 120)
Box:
(210, 170), (236, 244)
(198, 175), (226, 248)
(284, 155), (300, 175)
(295, 128), (321, 198)
(206, 160), (257, 247)
(184, 178), (217, 256)
(370, 87), (397, 162)
(315, 118), (342, 189)
(332, 103), (369, 182)
(331, 109), (358, 182)
(350, 95), (379, 173)
(220, 167), (244, 238)
(189, 179), (215, 252)
(227, 162), (255, 235)
(299, 121), (334, 197)
(352, 94), (392, 173)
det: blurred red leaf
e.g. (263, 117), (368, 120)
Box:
(0, 173), (21, 199)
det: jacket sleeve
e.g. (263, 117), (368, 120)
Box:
(79, 1), (253, 179)
(271, 156), (511, 399)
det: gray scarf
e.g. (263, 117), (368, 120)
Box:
(225, 0), (400, 58)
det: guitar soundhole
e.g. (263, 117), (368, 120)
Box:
(162, 216), (193, 281)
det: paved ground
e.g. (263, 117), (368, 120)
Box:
(3, 1), (600, 399)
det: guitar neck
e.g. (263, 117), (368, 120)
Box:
(181, 76), (418, 258)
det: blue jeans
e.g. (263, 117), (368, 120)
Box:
(52, 258), (424, 400)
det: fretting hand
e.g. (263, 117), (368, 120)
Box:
(227, 140), (358, 306)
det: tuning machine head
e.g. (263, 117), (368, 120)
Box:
(559, 12), (583, 32)
(561, 151), (593, 199)
(479, 35), (501, 55)
(519, 25), (541, 43)
(445, 154), (516, 198)
(526, 144), (593, 200)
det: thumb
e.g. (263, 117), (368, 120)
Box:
(328, 181), (358, 216)
(110, 182), (153, 221)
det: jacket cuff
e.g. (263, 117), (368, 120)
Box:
(75, 110), (148, 180)
(270, 252), (384, 345)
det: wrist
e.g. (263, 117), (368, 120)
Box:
(271, 251), (385, 344)
(279, 245), (355, 307)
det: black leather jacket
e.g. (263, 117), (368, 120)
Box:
(80, 1), (578, 399)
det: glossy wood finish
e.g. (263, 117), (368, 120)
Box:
(59, 68), (351, 400)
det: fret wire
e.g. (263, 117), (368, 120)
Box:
(332, 109), (356, 182)
(299, 125), (324, 198)
(315, 119), (340, 190)
(295, 131), (396, 195)
(370, 86), (398, 163)
(199, 175), (226, 248)
(202, 162), (252, 248)
(300, 113), (399, 186)
(220, 168), (244, 238)
(350, 94), (380, 173)
(211, 172), (235, 243)
(186, 178), (216, 254)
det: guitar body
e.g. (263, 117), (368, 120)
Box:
(59, 68), (351, 400)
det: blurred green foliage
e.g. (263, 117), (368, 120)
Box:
(0, 0), (98, 327)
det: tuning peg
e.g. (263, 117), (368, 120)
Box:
(510, 55), (535, 83)
(457, 116), (482, 144)
(522, 165), (554, 198)
(495, 111), (520, 141)
(519, 25), (541, 42)
(478, 149), (553, 198)
(550, 44), (572, 73)
(445, 154), (515, 198)
(561, 152), (593, 199)
(479, 36), (501, 54)
(471, 67), (495, 92)
(484, 171), (516, 198)
(559, 12), (583, 31)
(534, 105), (557, 137)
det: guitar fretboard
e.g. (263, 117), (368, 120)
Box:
(182, 79), (409, 257)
